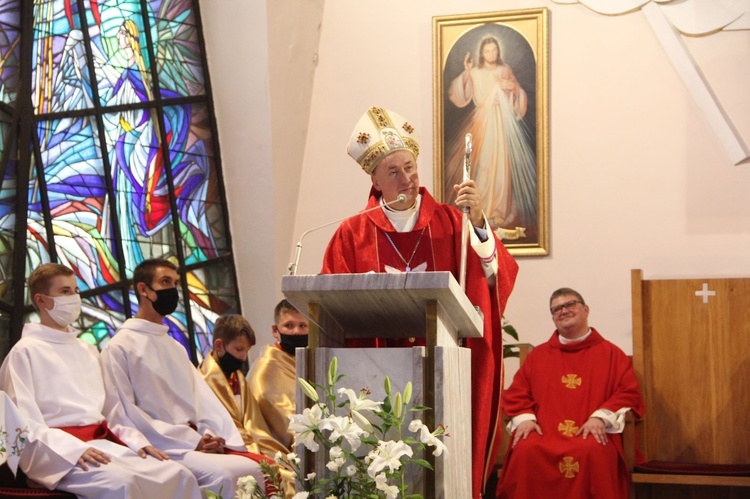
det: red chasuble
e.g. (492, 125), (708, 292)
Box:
(321, 186), (518, 497)
(497, 328), (645, 499)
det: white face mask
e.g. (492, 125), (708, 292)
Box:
(44, 294), (82, 328)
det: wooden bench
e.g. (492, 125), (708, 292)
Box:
(629, 269), (750, 498)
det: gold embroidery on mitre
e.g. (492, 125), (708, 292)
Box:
(559, 456), (580, 478)
(558, 420), (579, 437)
(368, 107), (395, 129)
(357, 132), (370, 144)
(356, 137), (420, 174)
(357, 143), (390, 173)
(561, 374), (582, 389)
(402, 122), (414, 134)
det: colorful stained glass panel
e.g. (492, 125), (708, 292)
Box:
(77, 291), (128, 349)
(35, 117), (121, 291)
(186, 262), (239, 358)
(0, 0), (21, 106)
(152, 1), (205, 98)
(32, 0), (96, 114)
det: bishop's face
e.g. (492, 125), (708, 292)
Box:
(371, 150), (419, 210)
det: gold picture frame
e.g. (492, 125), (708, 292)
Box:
(433, 8), (549, 256)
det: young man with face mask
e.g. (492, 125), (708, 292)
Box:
(0, 263), (201, 498)
(100, 258), (265, 497)
(245, 300), (309, 459)
(198, 314), (256, 449)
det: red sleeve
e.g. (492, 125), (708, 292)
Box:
(601, 349), (645, 418)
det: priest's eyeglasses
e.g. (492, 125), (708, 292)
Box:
(550, 300), (582, 316)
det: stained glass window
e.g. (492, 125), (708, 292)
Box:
(0, 0), (238, 363)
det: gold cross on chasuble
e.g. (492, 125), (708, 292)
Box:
(559, 456), (580, 478)
(561, 373), (582, 389)
(558, 419), (579, 437)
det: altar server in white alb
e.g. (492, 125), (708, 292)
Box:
(0, 263), (201, 499)
(100, 258), (264, 497)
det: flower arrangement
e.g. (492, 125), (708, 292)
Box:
(229, 356), (448, 499)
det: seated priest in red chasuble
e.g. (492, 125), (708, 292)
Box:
(497, 288), (644, 499)
(321, 106), (519, 498)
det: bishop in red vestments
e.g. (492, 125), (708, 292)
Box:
(497, 288), (644, 499)
(321, 106), (519, 498)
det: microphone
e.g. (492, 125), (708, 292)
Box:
(288, 194), (408, 275)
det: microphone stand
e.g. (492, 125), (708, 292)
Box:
(459, 133), (472, 292)
(287, 193), (408, 275)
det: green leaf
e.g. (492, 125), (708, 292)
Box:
(410, 458), (434, 470)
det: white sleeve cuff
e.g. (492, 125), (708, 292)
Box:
(469, 215), (498, 278)
(507, 413), (537, 433)
(591, 408), (631, 434)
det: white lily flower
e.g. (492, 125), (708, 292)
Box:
(292, 493), (310, 499)
(338, 387), (382, 412)
(414, 424), (448, 457)
(289, 404), (324, 452)
(367, 440), (413, 478)
(408, 419), (425, 433)
(375, 472), (400, 499)
(326, 456), (345, 472)
(319, 415), (366, 451)
(235, 475), (257, 498)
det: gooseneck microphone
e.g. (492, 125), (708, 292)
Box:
(287, 193), (408, 275)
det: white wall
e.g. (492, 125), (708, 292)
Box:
(201, 0), (324, 358)
(203, 1), (750, 357)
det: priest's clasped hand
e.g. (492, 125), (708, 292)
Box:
(196, 433), (226, 454)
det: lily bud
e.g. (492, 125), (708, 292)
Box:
(384, 375), (392, 396)
(403, 381), (412, 405)
(328, 356), (338, 386)
(394, 392), (403, 419)
(298, 377), (319, 402)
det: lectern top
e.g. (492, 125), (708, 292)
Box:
(281, 271), (483, 339)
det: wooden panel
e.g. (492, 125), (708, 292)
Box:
(634, 272), (750, 465)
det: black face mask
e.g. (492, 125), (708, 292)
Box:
(279, 333), (308, 356)
(147, 286), (179, 316)
(218, 350), (245, 377)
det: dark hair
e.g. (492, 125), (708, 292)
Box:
(274, 299), (300, 324)
(28, 263), (75, 310)
(550, 287), (586, 307)
(478, 37), (504, 67)
(132, 258), (178, 303)
(213, 314), (256, 346)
